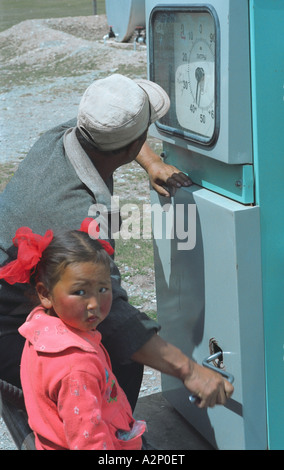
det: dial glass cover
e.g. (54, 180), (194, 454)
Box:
(150, 6), (219, 145)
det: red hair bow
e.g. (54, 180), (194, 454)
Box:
(0, 218), (114, 286)
(0, 227), (53, 285)
(79, 218), (114, 256)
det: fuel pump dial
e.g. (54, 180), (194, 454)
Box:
(150, 6), (219, 146)
(175, 31), (215, 140)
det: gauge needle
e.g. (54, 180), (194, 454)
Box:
(195, 67), (205, 106)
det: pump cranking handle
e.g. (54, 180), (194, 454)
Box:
(189, 352), (234, 404)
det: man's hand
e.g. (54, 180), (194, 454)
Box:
(183, 361), (234, 408)
(147, 161), (192, 197)
(136, 142), (192, 197)
(132, 334), (234, 409)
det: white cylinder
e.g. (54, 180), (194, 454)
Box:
(105, 0), (145, 42)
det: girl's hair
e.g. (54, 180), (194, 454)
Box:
(32, 230), (111, 292)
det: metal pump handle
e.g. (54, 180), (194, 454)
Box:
(189, 351), (234, 404)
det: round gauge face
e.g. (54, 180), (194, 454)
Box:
(151, 8), (218, 145)
(174, 11), (216, 142)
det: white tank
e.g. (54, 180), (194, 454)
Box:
(105, 0), (145, 42)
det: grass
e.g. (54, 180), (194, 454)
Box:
(113, 177), (157, 318)
(0, 0), (106, 32)
(115, 201), (154, 275)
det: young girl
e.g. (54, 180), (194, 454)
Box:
(0, 218), (146, 450)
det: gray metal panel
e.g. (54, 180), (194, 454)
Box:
(151, 185), (267, 449)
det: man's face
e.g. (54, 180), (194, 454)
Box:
(114, 131), (147, 167)
(79, 127), (148, 181)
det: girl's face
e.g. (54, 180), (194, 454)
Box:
(37, 261), (112, 332)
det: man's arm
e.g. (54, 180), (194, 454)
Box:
(131, 333), (234, 409)
(136, 142), (192, 197)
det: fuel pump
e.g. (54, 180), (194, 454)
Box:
(147, 0), (284, 450)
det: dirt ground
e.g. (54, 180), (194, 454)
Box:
(0, 14), (162, 449)
(0, 14), (149, 163)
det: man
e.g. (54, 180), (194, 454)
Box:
(0, 74), (233, 410)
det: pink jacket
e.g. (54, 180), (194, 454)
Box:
(19, 306), (145, 450)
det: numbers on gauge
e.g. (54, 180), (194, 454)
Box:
(183, 80), (188, 90)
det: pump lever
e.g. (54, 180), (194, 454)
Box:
(189, 352), (234, 404)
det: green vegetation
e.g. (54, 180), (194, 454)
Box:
(115, 198), (154, 273)
(0, 0), (106, 32)
(113, 169), (157, 317)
